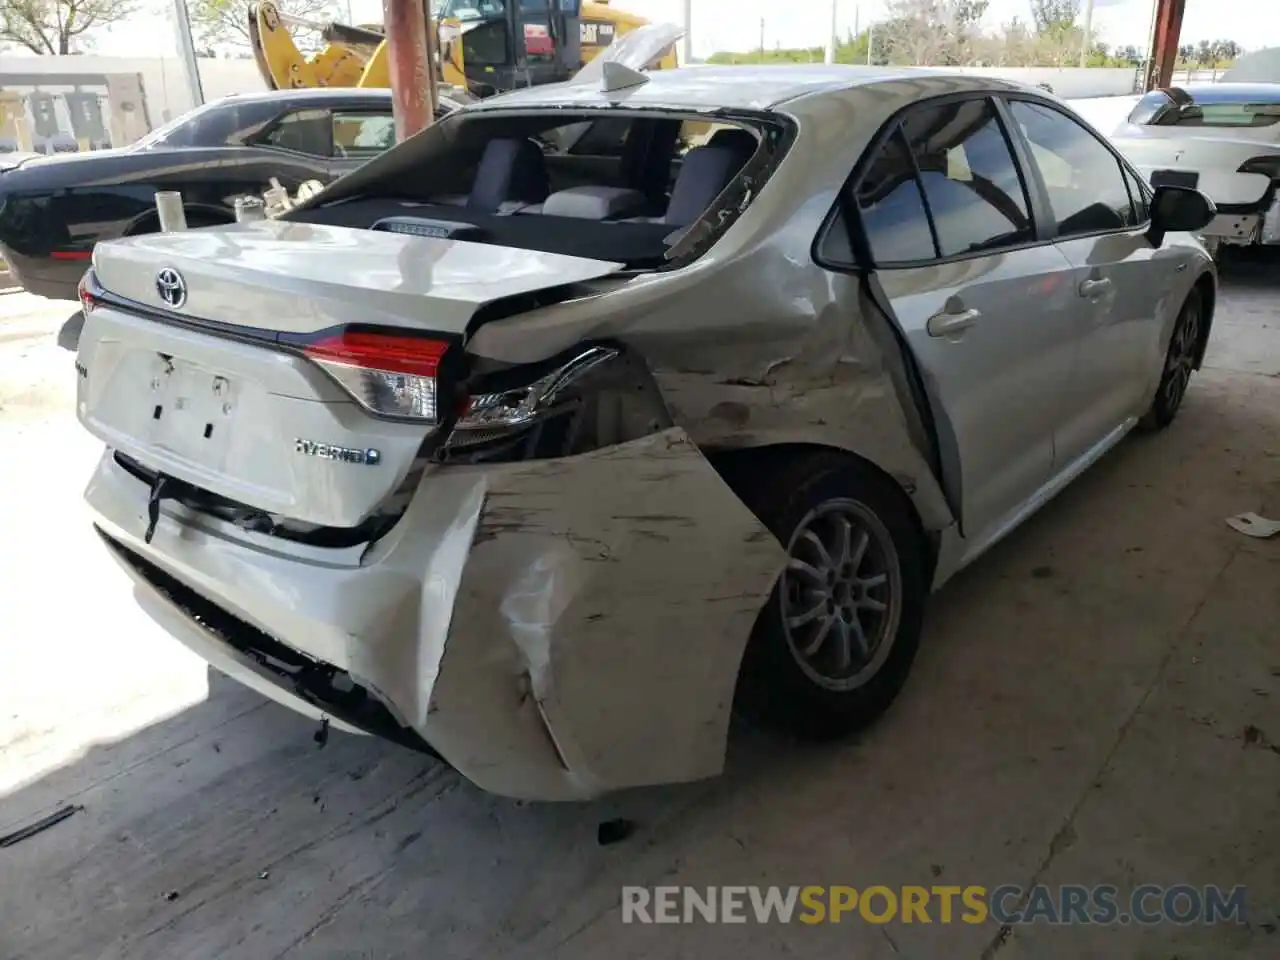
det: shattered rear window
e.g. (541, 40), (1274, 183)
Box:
(292, 107), (795, 271)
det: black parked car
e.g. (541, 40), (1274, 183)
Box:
(0, 87), (460, 301)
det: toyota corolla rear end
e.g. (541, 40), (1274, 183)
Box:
(75, 219), (785, 800)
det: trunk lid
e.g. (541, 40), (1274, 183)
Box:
(79, 221), (623, 530)
(92, 219), (622, 336)
(1114, 132), (1279, 207)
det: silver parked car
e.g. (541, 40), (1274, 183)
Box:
(74, 65), (1216, 800)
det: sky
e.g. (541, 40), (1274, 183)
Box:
(63, 0), (1280, 62)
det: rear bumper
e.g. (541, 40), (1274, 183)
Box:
(0, 246), (85, 301)
(85, 431), (784, 800)
(1198, 193), (1280, 246)
(1145, 167), (1280, 246)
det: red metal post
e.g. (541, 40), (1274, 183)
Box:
(383, 0), (433, 142)
(1147, 0), (1186, 91)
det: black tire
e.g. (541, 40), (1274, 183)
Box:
(1141, 288), (1204, 432)
(733, 452), (928, 740)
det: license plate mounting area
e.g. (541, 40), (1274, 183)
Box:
(146, 354), (236, 467)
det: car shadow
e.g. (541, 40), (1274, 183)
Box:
(1216, 245), (1280, 291)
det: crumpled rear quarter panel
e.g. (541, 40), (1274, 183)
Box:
(412, 428), (786, 798)
(88, 428), (784, 801)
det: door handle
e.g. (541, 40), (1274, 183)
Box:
(927, 307), (982, 337)
(1078, 278), (1112, 297)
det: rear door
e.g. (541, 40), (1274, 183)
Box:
(1003, 97), (1172, 466)
(822, 95), (1081, 549)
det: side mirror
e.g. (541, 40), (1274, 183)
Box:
(1148, 184), (1216, 247)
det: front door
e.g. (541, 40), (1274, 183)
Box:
(847, 96), (1082, 549)
(1003, 98), (1173, 466)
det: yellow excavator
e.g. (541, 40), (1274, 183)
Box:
(248, 0), (677, 97)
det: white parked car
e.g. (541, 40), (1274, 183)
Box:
(1111, 83), (1280, 251)
(74, 65), (1217, 800)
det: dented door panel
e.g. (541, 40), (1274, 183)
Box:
(874, 248), (1081, 550)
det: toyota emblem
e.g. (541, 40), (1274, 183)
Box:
(156, 267), (187, 308)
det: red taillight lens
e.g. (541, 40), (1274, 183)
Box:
(77, 271), (99, 314)
(304, 331), (451, 423)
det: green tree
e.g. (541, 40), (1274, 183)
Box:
(879, 0), (990, 66)
(1028, 0), (1079, 34)
(0, 0), (136, 53)
(189, 0), (337, 49)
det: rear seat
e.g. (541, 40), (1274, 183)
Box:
(540, 185), (649, 220)
(437, 137), (550, 214)
(437, 126), (757, 226)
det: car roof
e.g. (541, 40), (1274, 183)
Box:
(467, 64), (967, 113)
(210, 87), (392, 106)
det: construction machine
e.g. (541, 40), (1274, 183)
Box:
(248, 0), (676, 97)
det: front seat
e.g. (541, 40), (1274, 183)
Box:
(466, 137), (550, 214)
(706, 127), (758, 157)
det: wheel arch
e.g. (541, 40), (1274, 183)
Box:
(706, 441), (940, 585)
(1191, 271), (1215, 369)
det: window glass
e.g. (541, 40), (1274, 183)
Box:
(437, 0), (505, 19)
(1008, 100), (1136, 238)
(1123, 165), (1150, 223)
(1127, 90), (1176, 125)
(260, 109), (331, 156)
(855, 128), (937, 263)
(1158, 101), (1280, 127)
(568, 116), (632, 156)
(900, 99), (1034, 257)
(332, 111), (395, 159)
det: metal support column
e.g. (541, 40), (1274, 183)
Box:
(681, 0), (693, 66)
(1146, 0), (1186, 91)
(383, 0), (435, 142)
(171, 0), (205, 108)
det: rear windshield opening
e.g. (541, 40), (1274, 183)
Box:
(288, 108), (792, 270)
(1129, 88), (1280, 128)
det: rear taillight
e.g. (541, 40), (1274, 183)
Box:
(1237, 156), (1280, 179)
(304, 331), (451, 423)
(77, 270), (100, 314)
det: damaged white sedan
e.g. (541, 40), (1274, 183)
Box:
(1111, 83), (1280, 251)
(75, 65), (1218, 800)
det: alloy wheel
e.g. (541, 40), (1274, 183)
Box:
(779, 499), (903, 691)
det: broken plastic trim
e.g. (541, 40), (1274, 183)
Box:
(112, 451), (398, 548)
(453, 345), (620, 439)
(98, 527), (441, 758)
(439, 343), (673, 465)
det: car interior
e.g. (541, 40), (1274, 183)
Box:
(294, 112), (772, 268)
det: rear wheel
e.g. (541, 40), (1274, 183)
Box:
(733, 453), (928, 740)
(1141, 289), (1203, 431)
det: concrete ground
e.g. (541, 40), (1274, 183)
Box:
(0, 253), (1277, 960)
